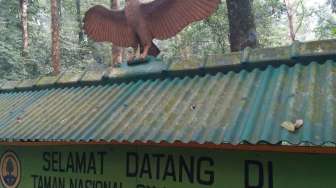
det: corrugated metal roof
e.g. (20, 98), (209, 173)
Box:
(0, 40), (335, 146)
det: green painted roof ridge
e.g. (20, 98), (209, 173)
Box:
(203, 39), (336, 68)
(0, 39), (335, 92)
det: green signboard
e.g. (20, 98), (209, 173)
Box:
(0, 145), (334, 188)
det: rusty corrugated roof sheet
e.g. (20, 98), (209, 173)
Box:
(0, 40), (335, 145)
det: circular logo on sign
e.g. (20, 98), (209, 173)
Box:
(0, 151), (21, 188)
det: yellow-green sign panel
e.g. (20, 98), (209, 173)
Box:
(0, 145), (334, 188)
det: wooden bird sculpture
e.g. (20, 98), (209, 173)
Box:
(83, 0), (221, 61)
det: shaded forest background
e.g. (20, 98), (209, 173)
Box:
(0, 0), (335, 81)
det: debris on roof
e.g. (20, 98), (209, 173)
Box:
(281, 119), (304, 133)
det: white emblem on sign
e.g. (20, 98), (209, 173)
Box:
(0, 151), (21, 188)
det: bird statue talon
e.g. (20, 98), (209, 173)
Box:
(112, 63), (122, 68)
(139, 54), (147, 60)
(127, 57), (149, 66)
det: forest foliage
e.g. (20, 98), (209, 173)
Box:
(0, 0), (335, 80)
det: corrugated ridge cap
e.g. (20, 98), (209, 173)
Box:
(1, 39), (335, 91)
(169, 39), (336, 70)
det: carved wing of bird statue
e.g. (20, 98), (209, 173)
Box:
(83, 0), (221, 60)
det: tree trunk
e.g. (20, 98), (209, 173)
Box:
(284, 0), (296, 42)
(58, 0), (62, 20)
(76, 0), (83, 43)
(51, 0), (61, 75)
(20, 0), (29, 58)
(226, 0), (257, 52)
(111, 0), (123, 66)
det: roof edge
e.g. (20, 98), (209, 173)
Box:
(0, 141), (335, 154)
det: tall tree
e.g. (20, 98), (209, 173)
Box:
(51, 0), (61, 74)
(76, 0), (83, 43)
(283, 0), (306, 42)
(330, 0), (336, 13)
(111, 0), (123, 66)
(284, 0), (295, 41)
(58, 0), (63, 19)
(20, 0), (29, 58)
(226, 0), (257, 52)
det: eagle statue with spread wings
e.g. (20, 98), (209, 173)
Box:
(83, 0), (221, 61)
